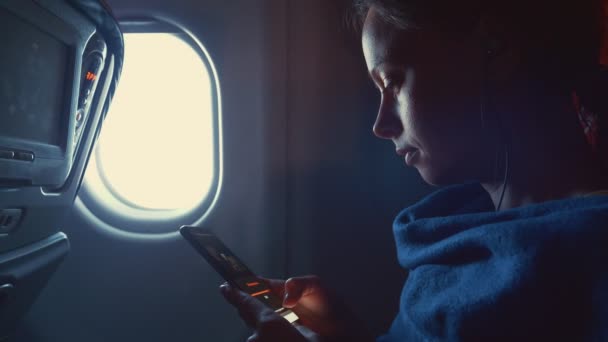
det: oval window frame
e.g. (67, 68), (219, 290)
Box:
(76, 19), (223, 239)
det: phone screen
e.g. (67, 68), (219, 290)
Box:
(180, 226), (299, 324)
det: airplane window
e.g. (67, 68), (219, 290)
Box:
(78, 31), (221, 235)
(94, 33), (215, 210)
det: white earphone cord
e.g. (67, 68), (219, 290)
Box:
(496, 147), (509, 211)
(482, 46), (510, 212)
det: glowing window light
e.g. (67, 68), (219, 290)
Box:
(94, 33), (215, 210)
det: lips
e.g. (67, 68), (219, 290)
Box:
(404, 150), (420, 166)
(396, 145), (420, 166)
(396, 146), (418, 156)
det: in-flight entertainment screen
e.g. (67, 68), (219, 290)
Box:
(0, 8), (69, 147)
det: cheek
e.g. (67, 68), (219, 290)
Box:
(421, 121), (490, 185)
(395, 90), (415, 135)
(409, 84), (489, 183)
(401, 40), (490, 184)
(413, 61), (484, 151)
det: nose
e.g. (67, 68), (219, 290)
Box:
(373, 96), (403, 139)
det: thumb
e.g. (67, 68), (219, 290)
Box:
(220, 283), (242, 306)
(220, 283), (269, 328)
(283, 276), (321, 308)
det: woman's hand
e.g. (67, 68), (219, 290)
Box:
(220, 275), (374, 342)
(220, 283), (317, 341)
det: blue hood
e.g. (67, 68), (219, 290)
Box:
(379, 182), (608, 341)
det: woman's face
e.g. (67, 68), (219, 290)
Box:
(362, 7), (495, 186)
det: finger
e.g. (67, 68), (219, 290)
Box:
(258, 277), (286, 298)
(283, 275), (322, 307)
(220, 284), (274, 327)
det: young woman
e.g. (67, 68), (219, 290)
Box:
(220, 0), (608, 340)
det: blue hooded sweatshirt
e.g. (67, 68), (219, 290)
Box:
(378, 182), (608, 341)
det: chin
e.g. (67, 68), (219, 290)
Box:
(417, 164), (466, 187)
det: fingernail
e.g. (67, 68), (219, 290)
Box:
(220, 284), (230, 294)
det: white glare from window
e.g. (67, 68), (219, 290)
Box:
(95, 33), (214, 210)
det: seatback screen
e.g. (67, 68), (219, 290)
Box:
(0, 8), (69, 147)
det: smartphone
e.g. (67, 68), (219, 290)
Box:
(179, 226), (299, 324)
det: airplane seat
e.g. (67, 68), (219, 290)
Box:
(0, 1), (123, 340)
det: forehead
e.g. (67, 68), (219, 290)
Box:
(361, 9), (416, 71)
